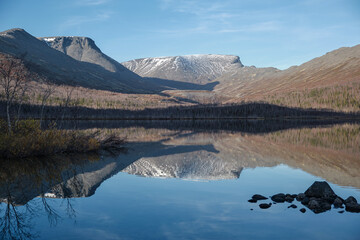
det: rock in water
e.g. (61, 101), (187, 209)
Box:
(252, 194), (268, 201)
(304, 181), (336, 200)
(288, 204), (297, 209)
(300, 208), (306, 213)
(285, 194), (294, 203)
(344, 196), (360, 213)
(296, 193), (306, 201)
(259, 203), (272, 209)
(271, 193), (286, 203)
(333, 197), (343, 208)
(345, 196), (357, 204)
(307, 199), (331, 214)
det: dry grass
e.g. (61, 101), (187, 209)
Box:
(0, 120), (125, 159)
(264, 83), (360, 112)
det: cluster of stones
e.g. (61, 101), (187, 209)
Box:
(248, 181), (360, 214)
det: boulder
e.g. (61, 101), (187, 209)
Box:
(304, 181), (336, 200)
(300, 208), (306, 213)
(259, 203), (272, 209)
(288, 204), (297, 209)
(251, 194), (268, 201)
(296, 193), (306, 201)
(301, 197), (310, 205)
(285, 195), (294, 203)
(271, 193), (286, 203)
(345, 196), (357, 205)
(307, 198), (332, 214)
(345, 202), (360, 213)
(333, 197), (343, 208)
(308, 199), (320, 210)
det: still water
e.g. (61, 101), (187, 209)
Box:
(1, 121), (360, 240)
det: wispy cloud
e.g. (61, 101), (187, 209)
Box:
(59, 11), (112, 30)
(75, 0), (111, 6)
(218, 21), (281, 33)
(157, 0), (282, 36)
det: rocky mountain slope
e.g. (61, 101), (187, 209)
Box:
(214, 44), (360, 102)
(0, 28), (156, 93)
(122, 54), (244, 90)
(40, 36), (126, 73)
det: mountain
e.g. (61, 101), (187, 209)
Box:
(40, 36), (126, 73)
(214, 44), (360, 102)
(0, 28), (156, 93)
(122, 54), (244, 90)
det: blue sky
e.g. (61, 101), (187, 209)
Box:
(0, 0), (359, 69)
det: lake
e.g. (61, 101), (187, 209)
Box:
(1, 121), (360, 240)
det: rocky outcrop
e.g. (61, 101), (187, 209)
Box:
(249, 181), (360, 214)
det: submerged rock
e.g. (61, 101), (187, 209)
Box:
(300, 208), (306, 213)
(248, 199), (257, 203)
(271, 193), (286, 203)
(288, 204), (297, 209)
(259, 203), (272, 209)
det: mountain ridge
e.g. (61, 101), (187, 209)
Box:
(0, 28), (157, 93)
(122, 54), (244, 86)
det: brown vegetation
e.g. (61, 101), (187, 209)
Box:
(0, 120), (124, 159)
(265, 83), (360, 112)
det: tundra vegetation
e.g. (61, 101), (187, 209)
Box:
(0, 54), (124, 159)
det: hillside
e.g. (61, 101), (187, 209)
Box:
(0, 28), (157, 93)
(214, 45), (360, 110)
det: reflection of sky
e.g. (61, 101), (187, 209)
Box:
(31, 165), (360, 240)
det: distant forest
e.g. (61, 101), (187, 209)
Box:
(1, 101), (359, 121)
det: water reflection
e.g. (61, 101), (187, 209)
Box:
(0, 122), (359, 239)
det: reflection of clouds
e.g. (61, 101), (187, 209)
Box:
(74, 228), (124, 240)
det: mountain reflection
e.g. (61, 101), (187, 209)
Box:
(1, 123), (359, 205)
(0, 123), (359, 239)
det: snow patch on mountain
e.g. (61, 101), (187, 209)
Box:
(122, 54), (243, 84)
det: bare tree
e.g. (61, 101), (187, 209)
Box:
(15, 78), (32, 126)
(0, 54), (30, 134)
(59, 85), (74, 128)
(39, 81), (56, 128)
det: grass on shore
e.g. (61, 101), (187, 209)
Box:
(0, 119), (125, 159)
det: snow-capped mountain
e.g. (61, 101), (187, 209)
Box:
(122, 54), (244, 85)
